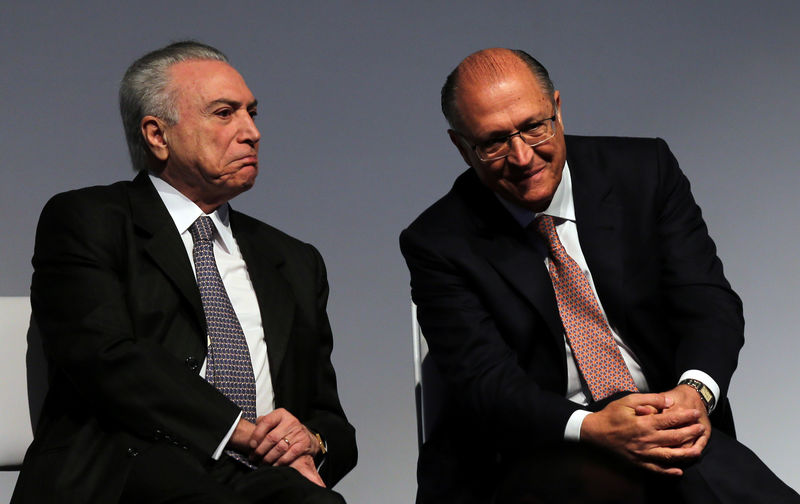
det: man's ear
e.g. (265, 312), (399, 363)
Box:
(141, 115), (169, 162)
(553, 90), (563, 127)
(447, 129), (473, 167)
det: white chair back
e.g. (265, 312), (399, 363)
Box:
(412, 303), (446, 448)
(0, 297), (35, 468)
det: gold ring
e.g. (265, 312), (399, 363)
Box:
(283, 437), (291, 446)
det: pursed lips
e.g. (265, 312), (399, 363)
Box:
(237, 155), (258, 167)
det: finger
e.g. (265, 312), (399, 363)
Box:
(688, 428), (711, 453)
(249, 411), (284, 450)
(639, 461), (684, 477)
(252, 410), (303, 458)
(255, 428), (293, 461)
(649, 408), (701, 430)
(642, 440), (705, 465)
(635, 405), (660, 415)
(264, 424), (311, 465)
(623, 393), (674, 410)
(641, 421), (705, 449)
(274, 430), (314, 466)
(290, 457), (326, 487)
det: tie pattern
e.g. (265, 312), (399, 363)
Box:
(190, 216), (257, 467)
(534, 215), (638, 401)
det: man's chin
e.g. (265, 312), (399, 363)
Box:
(500, 189), (553, 213)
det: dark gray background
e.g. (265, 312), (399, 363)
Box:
(1, 1), (798, 501)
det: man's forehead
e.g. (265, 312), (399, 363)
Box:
(456, 48), (529, 88)
(455, 71), (550, 132)
(169, 59), (254, 103)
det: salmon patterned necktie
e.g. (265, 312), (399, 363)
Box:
(534, 214), (638, 401)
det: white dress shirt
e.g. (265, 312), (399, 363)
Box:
(150, 174), (275, 457)
(496, 162), (719, 440)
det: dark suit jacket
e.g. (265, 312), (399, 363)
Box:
(13, 171), (356, 503)
(400, 135), (744, 503)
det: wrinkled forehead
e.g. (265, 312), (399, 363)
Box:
(454, 74), (551, 134)
(456, 48), (530, 89)
(168, 59), (252, 103)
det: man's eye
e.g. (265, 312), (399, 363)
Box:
(480, 139), (505, 150)
(215, 109), (233, 118)
(523, 122), (545, 133)
(249, 110), (258, 119)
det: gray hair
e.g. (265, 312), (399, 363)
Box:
(119, 41), (228, 171)
(441, 49), (555, 130)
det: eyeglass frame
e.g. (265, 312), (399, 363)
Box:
(455, 112), (559, 162)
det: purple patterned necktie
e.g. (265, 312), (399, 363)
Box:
(189, 216), (257, 467)
(534, 214), (638, 401)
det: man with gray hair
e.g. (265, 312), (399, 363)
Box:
(401, 47), (797, 503)
(12, 41), (356, 503)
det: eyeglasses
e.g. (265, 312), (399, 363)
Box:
(460, 115), (558, 162)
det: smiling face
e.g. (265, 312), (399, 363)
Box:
(153, 59), (260, 211)
(449, 63), (566, 212)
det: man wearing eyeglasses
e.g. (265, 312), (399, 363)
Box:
(400, 48), (798, 503)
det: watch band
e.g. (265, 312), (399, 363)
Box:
(679, 378), (716, 414)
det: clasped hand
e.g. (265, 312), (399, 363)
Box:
(228, 408), (325, 487)
(581, 385), (711, 476)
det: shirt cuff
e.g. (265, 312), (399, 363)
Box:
(564, 409), (592, 441)
(679, 369), (720, 414)
(212, 411), (243, 460)
(316, 446), (327, 472)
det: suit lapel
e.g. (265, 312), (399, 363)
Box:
(128, 171), (206, 330)
(230, 211), (295, 382)
(567, 137), (627, 337)
(455, 171), (565, 343)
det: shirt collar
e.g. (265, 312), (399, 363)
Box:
(148, 173), (235, 253)
(496, 161), (575, 228)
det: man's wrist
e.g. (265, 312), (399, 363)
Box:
(678, 378), (715, 414)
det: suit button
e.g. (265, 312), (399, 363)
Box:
(127, 447), (139, 457)
(154, 428), (164, 440)
(185, 357), (200, 371)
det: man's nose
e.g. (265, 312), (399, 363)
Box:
(505, 135), (534, 166)
(239, 113), (261, 146)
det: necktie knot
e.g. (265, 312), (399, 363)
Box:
(189, 216), (215, 244)
(532, 214), (560, 257)
(534, 214), (554, 237)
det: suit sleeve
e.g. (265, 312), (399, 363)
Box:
(650, 137), (744, 401)
(400, 226), (583, 445)
(31, 191), (240, 457)
(295, 244), (357, 486)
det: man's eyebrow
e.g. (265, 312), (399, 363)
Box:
(205, 98), (258, 110)
(480, 114), (549, 139)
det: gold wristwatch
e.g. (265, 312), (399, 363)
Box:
(679, 378), (715, 414)
(313, 432), (327, 455)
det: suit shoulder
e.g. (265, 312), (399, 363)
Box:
(230, 210), (321, 260)
(41, 181), (131, 226)
(402, 169), (480, 241)
(566, 135), (678, 183)
(42, 179), (133, 215)
(566, 134), (667, 157)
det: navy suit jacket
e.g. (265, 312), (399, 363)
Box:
(13, 171), (356, 503)
(400, 135), (743, 502)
